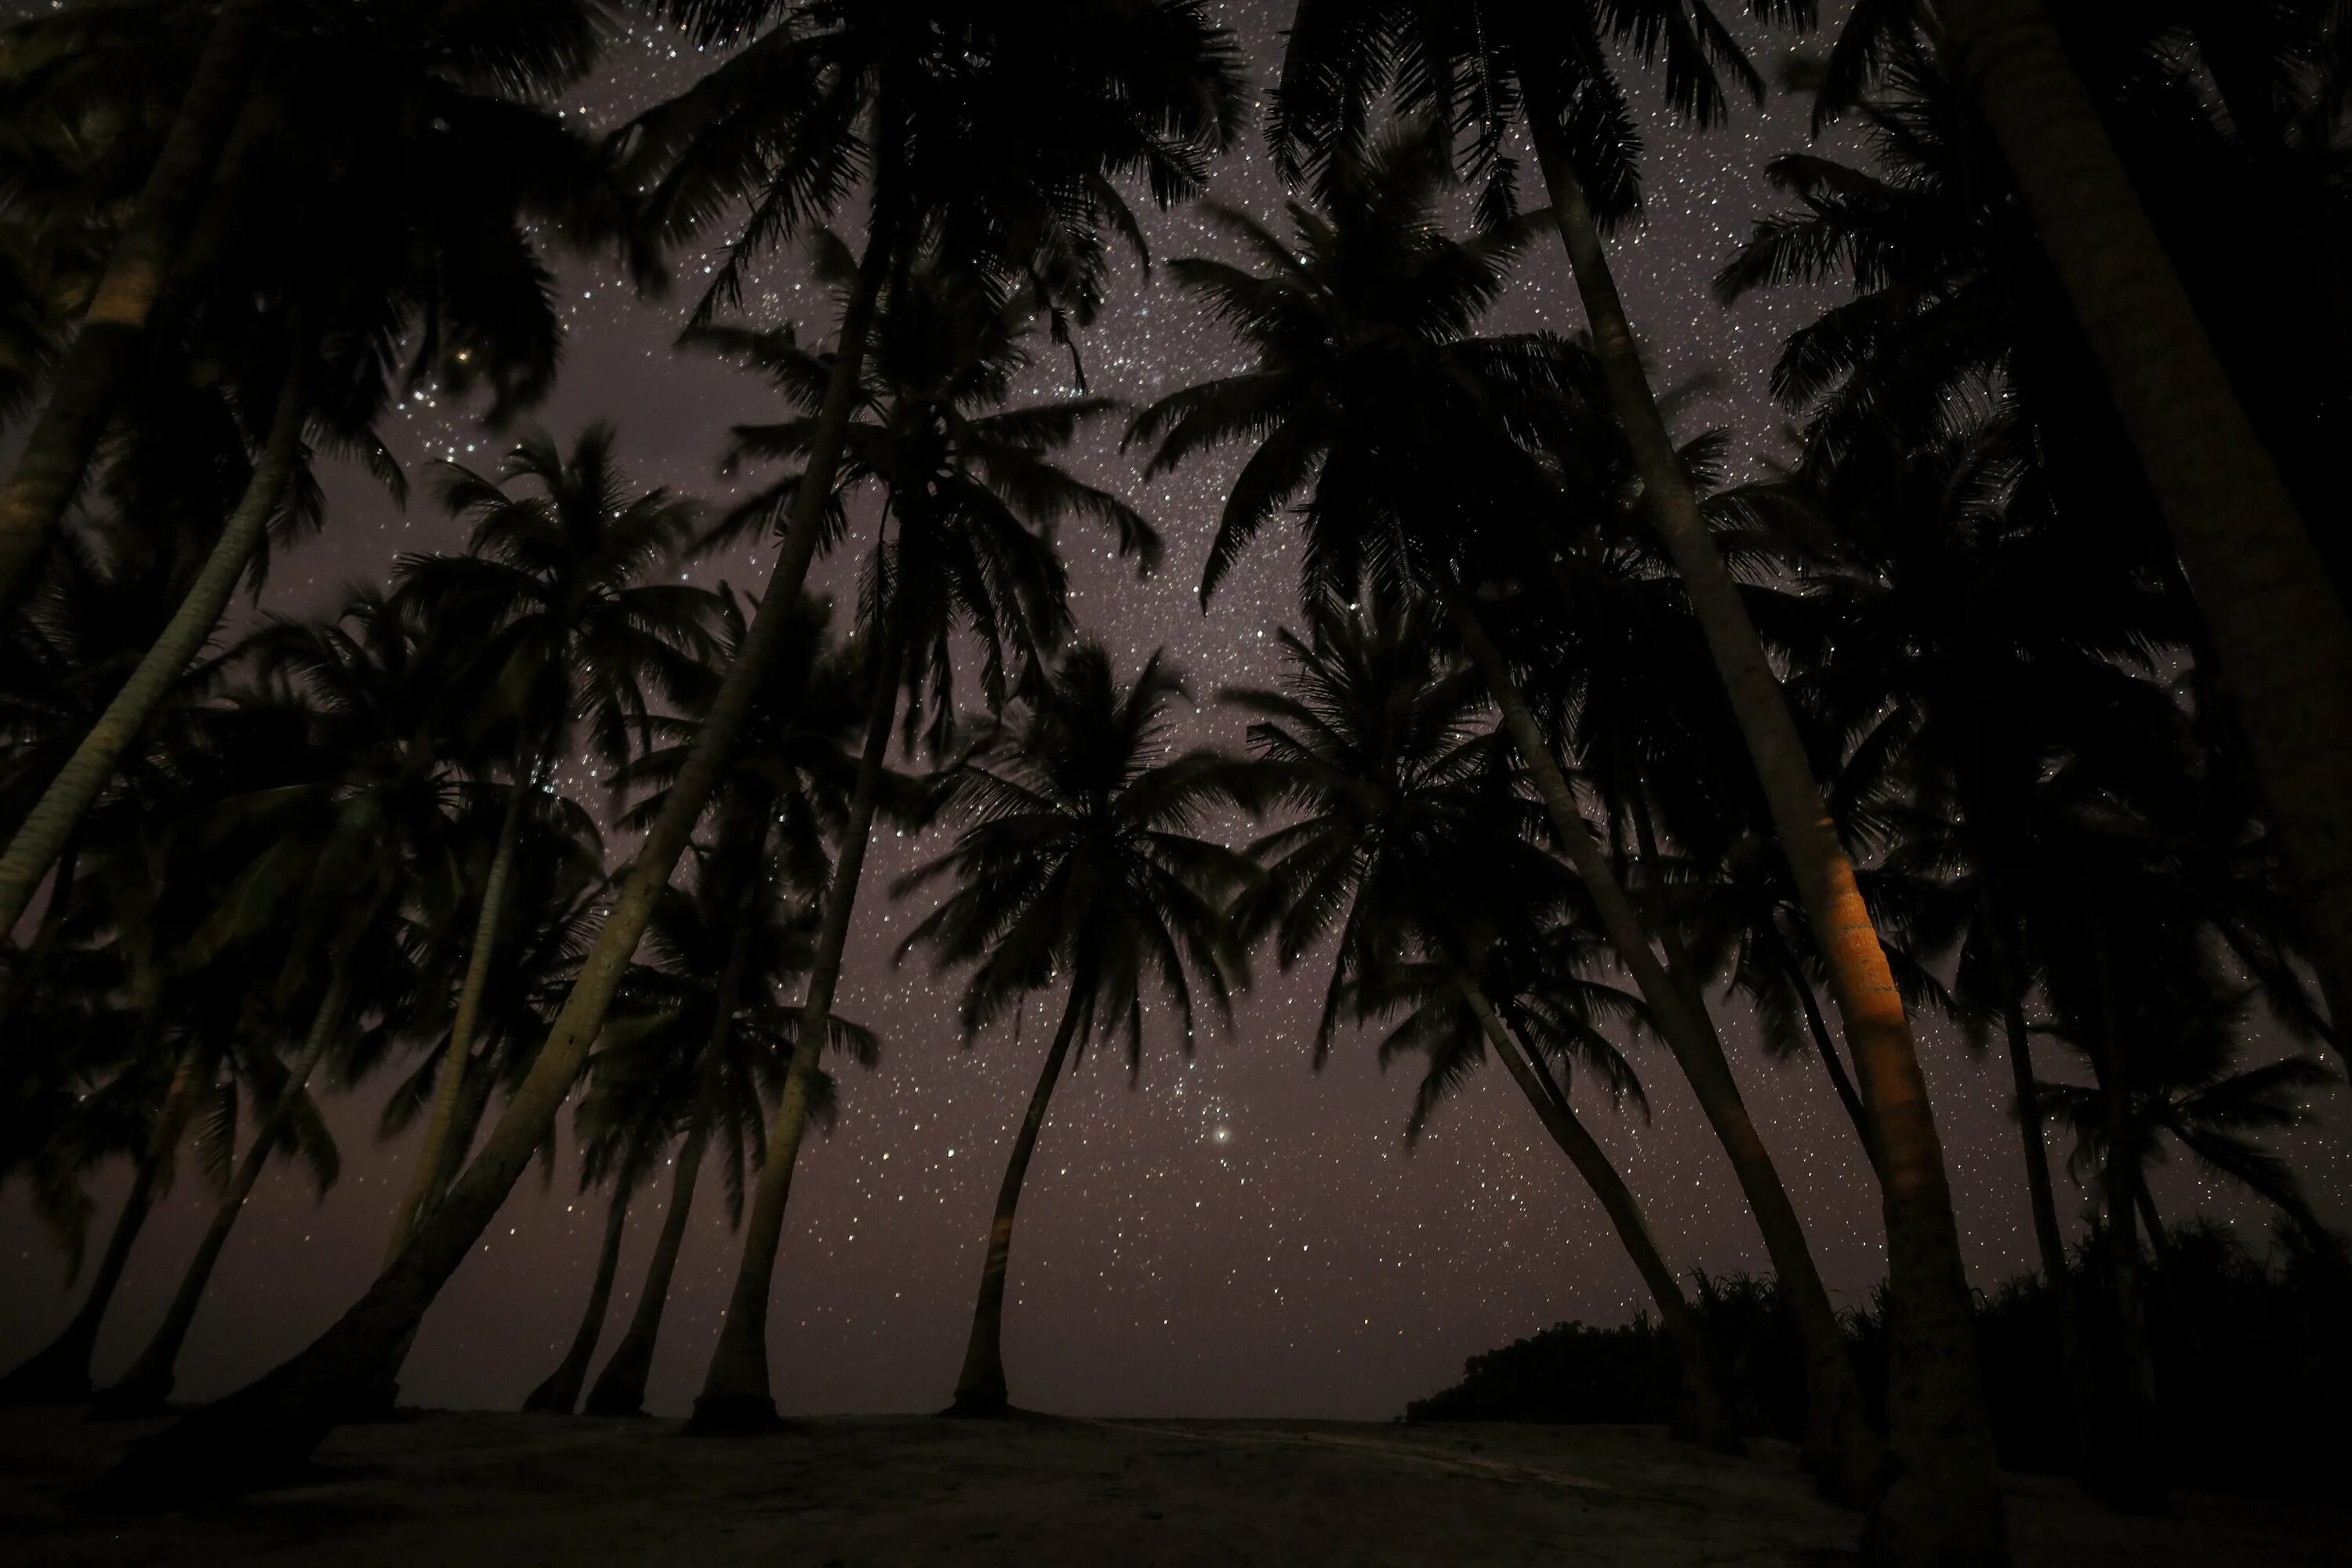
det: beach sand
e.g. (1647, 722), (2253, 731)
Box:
(1, 1405), (2337, 1566)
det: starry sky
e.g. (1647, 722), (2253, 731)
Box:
(4, 2), (2346, 1421)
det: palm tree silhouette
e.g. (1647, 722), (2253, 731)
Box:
(1228, 598), (1740, 1451)
(1133, 131), (1879, 1499)
(379, 426), (712, 1269)
(896, 644), (1255, 1415)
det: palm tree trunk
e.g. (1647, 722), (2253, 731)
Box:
(383, 771), (532, 1269)
(97, 965), (349, 1416)
(0, 831), (77, 1029)
(689, 651), (897, 1433)
(0, 359), (308, 942)
(0, 0), (276, 609)
(583, 1123), (711, 1417)
(952, 972), (1092, 1416)
(1449, 970), (1738, 1451)
(105, 218), (902, 1501)
(1943, 0), (2352, 1076)
(588, 925), (749, 1418)
(0, 1043), (201, 1405)
(1790, 953), (1881, 1178)
(1446, 589), (1882, 1502)
(522, 1181), (633, 1415)
(1520, 117), (1998, 1555)
(2078, 884), (2165, 1513)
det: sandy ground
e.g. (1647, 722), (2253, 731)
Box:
(0, 1406), (2339, 1566)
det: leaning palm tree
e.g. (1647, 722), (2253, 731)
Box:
(379, 426), (712, 1269)
(1826, 0), (2352, 1051)
(0, 0), (612, 942)
(684, 260), (1157, 1432)
(1132, 131), (1878, 1500)
(1271, 12), (2001, 1544)
(896, 644), (1255, 1415)
(1227, 601), (1737, 1451)
(0, 0), (280, 606)
(110, 9), (1243, 1493)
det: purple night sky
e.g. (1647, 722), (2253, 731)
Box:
(5, 2), (2344, 1421)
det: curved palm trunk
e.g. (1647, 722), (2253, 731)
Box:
(0, 0), (275, 609)
(107, 223), (898, 1502)
(2078, 892), (2165, 1514)
(0, 833), (77, 1029)
(1789, 955), (1881, 1179)
(1944, 0), (2352, 1080)
(383, 773), (532, 1269)
(97, 966), (350, 1417)
(689, 655), (897, 1433)
(0, 1044), (201, 1405)
(1447, 592), (1882, 1503)
(0, 362), (308, 942)
(1450, 971), (1737, 1451)
(1523, 123), (1997, 1553)
(522, 1181), (633, 1415)
(587, 928), (747, 1417)
(952, 973), (1092, 1415)
(583, 1124), (712, 1417)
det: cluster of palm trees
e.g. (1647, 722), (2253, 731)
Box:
(2, 3), (2346, 1565)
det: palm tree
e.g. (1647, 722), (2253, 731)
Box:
(0, 0), (612, 942)
(103, 8), (1242, 1491)
(1850, 0), (2352, 1054)
(686, 259), (1157, 1431)
(1272, 13), (2003, 1547)
(1228, 600), (1740, 1450)
(578, 873), (875, 1417)
(379, 426), (711, 1269)
(0, 0), (277, 607)
(896, 643), (1255, 1414)
(1131, 132), (1880, 1501)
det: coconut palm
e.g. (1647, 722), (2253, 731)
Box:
(575, 870), (875, 1418)
(1271, 11), (2002, 1543)
(1228, 598), (1740, 1450)
(104, 8), (1240, 1490)
(685, 258), (1159, 1430)
(1132, 130), (1879, 1500)
(0, 0), (612, 942)
(377, 426), (712, 1269)
(1821, 0), (2352, 1062)
(0, 0), (278, 607)
(895, 643), (1254, 1414)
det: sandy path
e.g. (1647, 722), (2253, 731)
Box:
(0, 1407), (2337, 1566)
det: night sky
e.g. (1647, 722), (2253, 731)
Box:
(3, 2), (2345, 1421)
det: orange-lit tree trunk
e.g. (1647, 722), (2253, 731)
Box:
(1447, 590), (1881, 1502)
(1521, 104), (2004, 1562)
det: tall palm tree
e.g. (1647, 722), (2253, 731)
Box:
(379, 426), (711, 1267)
(0, 0), (278, 607)
(1229, 601), (1740, 1451)
(896, 643), (1255, 1414)
(1271, 13), (2004, 1548)
(1131, 132), (1880, 1501)
(105, 8), (1243, 1493)
(686, 259), (1157, 1431)
(1839, 0), (2352, 1061)
(578, 873), (875, 1417)
(0, 0), (612, 942)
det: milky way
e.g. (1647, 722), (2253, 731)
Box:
(4, 2), (2344, 1421)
